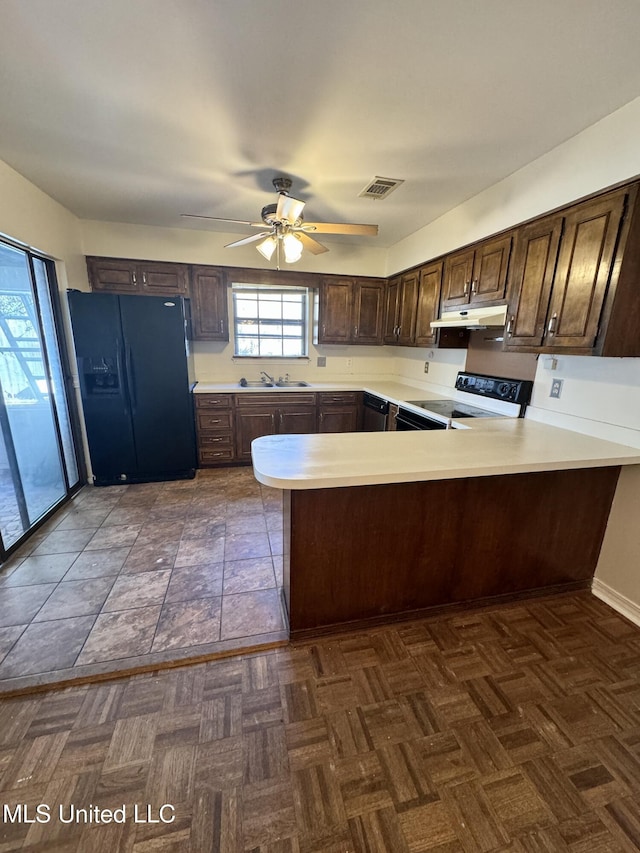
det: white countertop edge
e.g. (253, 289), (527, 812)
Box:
(251, 421), (640, 490)
(252, 455), (640, 490)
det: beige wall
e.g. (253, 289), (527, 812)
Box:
(0, 160), (86, 292)
(80, 220), (387, 277)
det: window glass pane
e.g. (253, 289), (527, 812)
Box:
(0, 243), (66, 548)
(232, 285), (308, 357)
(32, 259), (79, 488)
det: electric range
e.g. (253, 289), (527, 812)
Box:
(397, 371), (533, 430)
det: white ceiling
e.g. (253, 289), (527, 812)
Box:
(2, 0), (640, 249)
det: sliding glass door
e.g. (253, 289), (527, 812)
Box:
(0, 241), (81, 555)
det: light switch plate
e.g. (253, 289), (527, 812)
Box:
(550, 378), (563, 398)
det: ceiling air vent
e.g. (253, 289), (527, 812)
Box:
(358, 176), (404, 200)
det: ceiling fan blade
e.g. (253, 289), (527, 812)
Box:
(296, 232), (329, 255)
(181, 213), (255, 225)
(302, 222), (379, 236)
(225, 232), (271, 248)
(276, 194), (306, 224)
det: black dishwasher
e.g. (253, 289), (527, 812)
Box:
(362, 393), (389, 431)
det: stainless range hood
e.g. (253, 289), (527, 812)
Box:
(430, 304), (508, 329)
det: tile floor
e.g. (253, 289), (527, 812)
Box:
(0, 468), (287, 693)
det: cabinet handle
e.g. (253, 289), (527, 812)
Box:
(471, 279), (477, 294)
(132, 272), (137, 284)
(219, 320), (223, 332)
(463, 280), (469, 295)
(354, 325), (358, 337)
(506, 315), (514, 336)
(142, 272), (147, 285)
(322, 324), (326, 337)
(547, 313), (558, 336)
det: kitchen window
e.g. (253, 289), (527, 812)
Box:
(232, 284), (308, 357)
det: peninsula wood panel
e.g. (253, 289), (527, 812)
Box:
(284, 466), (620, 635)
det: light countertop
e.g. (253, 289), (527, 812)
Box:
(251, 418), (640, 490)
(193, 379), (488, 423)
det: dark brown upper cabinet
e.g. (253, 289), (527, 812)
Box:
(86, 257), (189, 296)
(384, 271), (419, 345)
(503, 215), (564, 349)
(442, 234), (512, 310)
(352, 279), (385, 344)
(545, 190), (626, 351)
(315, 276), (385, 345)
(414, 261), (443, 348)
(189, 266), (229, 341)
(383, 276), (401, 344)
(504, 186), (637, 355)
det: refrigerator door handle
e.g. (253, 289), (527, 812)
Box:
(115, 340), (129, 416)
(124, 344), (137, 413)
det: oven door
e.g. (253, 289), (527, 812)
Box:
(395, 408), (447, 430)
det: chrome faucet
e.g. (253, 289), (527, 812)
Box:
(260, 371), (274, 384)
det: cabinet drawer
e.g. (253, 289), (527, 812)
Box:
(318, 391), (359, 406)
(235, 392), (316, 407)
(198, 433), (233, 448)
(199, 448), (235, 464)
(194, 394), (232, 409)
(196, 411), (232, 431)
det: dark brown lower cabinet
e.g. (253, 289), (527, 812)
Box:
(283, 466), (621, 637)
(194, 394), (235, 466)
(235, 410), (277, 461)
(234, 393), (317, 461)
(318, 391), (362, 433)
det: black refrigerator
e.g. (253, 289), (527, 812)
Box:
(68, 291), (196, 486)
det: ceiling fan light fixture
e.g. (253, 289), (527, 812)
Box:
(282, 232), (303, 264)
(256, 235), (277, 261)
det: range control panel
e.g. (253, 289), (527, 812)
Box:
(455, 372), (533, 406)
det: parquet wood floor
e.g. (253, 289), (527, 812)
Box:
(1, 590), (640, 851)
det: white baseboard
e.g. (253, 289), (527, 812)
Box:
(592, 579), (640, 628)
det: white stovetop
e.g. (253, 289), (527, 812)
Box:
(251, 418), (640, 490)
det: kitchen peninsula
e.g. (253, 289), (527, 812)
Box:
(251, 421), (640, 637)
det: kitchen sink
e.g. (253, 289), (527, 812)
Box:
(275, 381), (310, 387)
(239, 378), (274, 387)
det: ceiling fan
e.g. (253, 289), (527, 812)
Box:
(181, 177), (378, 266)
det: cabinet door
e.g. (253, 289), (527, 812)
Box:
(190, 266), (229, 340)
(442, 249), (474, 308)
(504, 216), (563, 349)
(471, 234), (512, 304)
(317, 278), (353, 343)
(353, 280), (384, 344)
(318, 407), (359, 433)
(140, 262), (189, 296)
(397, 271), (420, 345)
(545, 191), (626, 350)
(414, 261), (443, 347)
(278, 406), (317, 435)
(383, 277), (401, 344)
(235, 409), (276, 460)
(86, 257), (139, 293)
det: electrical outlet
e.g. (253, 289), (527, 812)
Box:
(550, 378), (563, 398)
(316, 356), (326, 367)
(424, 361), (429, 374)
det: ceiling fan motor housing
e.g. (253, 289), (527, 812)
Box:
(272, 176), (292, 195)
(261, 203), (279, 225)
